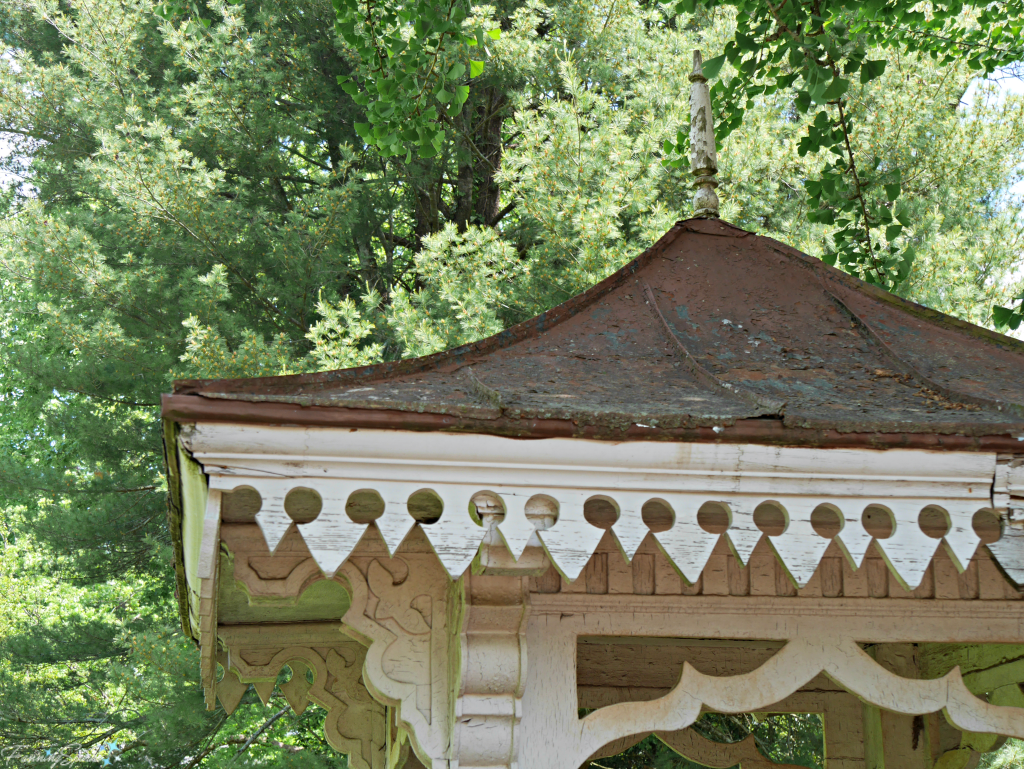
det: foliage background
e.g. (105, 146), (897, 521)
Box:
(0, 0), (1022, 766)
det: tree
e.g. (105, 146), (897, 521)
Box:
(0, 0), (1022, 765)
(326, 0), (1024, 295)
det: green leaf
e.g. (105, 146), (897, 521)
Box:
(884, 183), (900, 202)
(448, 62), (466, 80)
(885, 224), (903, 241)
(894, 200), (911, 226)
(436, 87), (453, 104)
(993, 305), (1017, 330)
(676, 0), (697, 13)
(487, 28), (501, 40)
(860, 59), (887, 84)
(821, 77), (849, 101)
(455, 84), (470, 104)
(896, 246), (916, 281)
(701, 55), (727, 80)
(470, 60), (484, 78)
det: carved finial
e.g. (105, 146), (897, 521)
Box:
(689, 50), (719, 219)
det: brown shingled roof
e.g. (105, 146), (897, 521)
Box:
(163, 218), (1024, 450)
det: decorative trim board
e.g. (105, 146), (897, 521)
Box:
(181, 424), (1006, 590)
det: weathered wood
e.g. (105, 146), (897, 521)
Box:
(632, 553), (656, 596)
(456, 572), (529, 768)
(527, 611), (1024, 769)
(823, 692), (867, 769)
(531, 564), (562, 594)
(867, 547), (890, 598)
(181, 422), (1024, 769)
(185, 423), (1005, 597)
(819, 543), (844, 598)
(654, 548), (682, 595)
(913, 564), (936, 599)
(959, 559), (980, 600)
(659, 729), (804, 768)
(608, 549), (634, 595)
(218, 623), (387, 769)
(934, 548), (962, 600)
(530, 594), (1024, 643)
(586, 552), (609, 595)
(890, 568), (914, 599)
(681, 573), (704, 595)
(842, 556), (869, 598)
(703, 537), (731, 596)
(749, 539), (777, 596)
(578, 640), (782, 690)
(874, 645), (933, 769)
(919, 643), (1024, 692)
(728, 550), (751, 596)
(978, 548), (1021, 600)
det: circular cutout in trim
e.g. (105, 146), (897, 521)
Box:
(918, 506), (950, 540)
(408, 489), (444, 525)
(972, 509), (1002, 545)
(470, 491), (504, 527)
(284, 487), (322, 523)
(525, 495), (559, 530)
(584, 496), (619, 530)
(862, 505), (894, 539)
(642, 499), (674, 533)
(753, 502), (788, 537)
(222, 487), (261, 523)
(697, 502), (730, 535)
(810, 505), (843, 539)
(347, 489), (384, 524)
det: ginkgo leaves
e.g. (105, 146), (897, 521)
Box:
(333, 0), (500, 159)
(664, 0), (1024, 292)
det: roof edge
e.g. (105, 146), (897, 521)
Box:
(162, 393), (1024, 452)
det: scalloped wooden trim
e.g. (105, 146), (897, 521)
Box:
(218, 627), (386, 769)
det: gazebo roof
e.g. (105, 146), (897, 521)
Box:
(165, 218), (1024, 449)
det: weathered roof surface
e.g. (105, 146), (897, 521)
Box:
(165, 219), (1024, 449)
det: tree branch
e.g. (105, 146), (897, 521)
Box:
(232, 707), (290, 761)
(492, 201), (516, 226)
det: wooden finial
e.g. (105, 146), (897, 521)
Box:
(689, 50), (719, 219)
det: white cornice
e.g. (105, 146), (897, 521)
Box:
(181, 423), (997, 588)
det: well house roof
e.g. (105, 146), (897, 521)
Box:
(164, 218), (1024, 451)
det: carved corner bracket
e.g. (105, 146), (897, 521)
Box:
(339, 555), (453, 766)
(214, 624), (386, 769)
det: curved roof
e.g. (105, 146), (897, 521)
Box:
(164, 218), (1024, 450)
